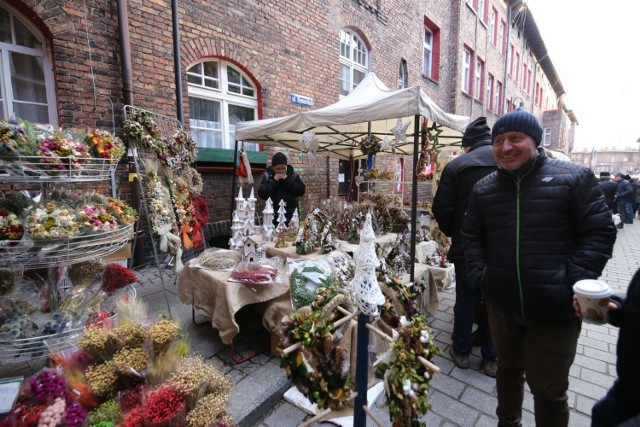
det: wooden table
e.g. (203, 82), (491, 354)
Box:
(177, 259), (292, 345)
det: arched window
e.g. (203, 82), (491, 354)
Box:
(187, 59), (258, 150)
(339, 29), (368, 96)
(0, 4), (56, 124)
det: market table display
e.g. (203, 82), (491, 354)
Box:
(176, 259), (292, 345)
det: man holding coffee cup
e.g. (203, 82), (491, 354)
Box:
(573, 270), (640, 426)
(461, 106), (617, 427)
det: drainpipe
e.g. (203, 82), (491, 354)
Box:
(117, 0), (145, 266)
(172, 0), (184, 123)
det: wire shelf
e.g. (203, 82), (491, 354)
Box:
(0, 285), (136, 363)
(0, 223), (134, 269)
(0, 156), (118, 184)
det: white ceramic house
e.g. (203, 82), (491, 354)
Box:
(243, 236), (266, 262)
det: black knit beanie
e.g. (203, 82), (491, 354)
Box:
(271, 152), (287, 166)
(461, 117), (491, 147)
(492, 107), (543, 146)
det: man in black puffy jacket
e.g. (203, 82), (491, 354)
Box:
(432, 117), (497, 377)
(461, 107), (616, 427)
(258, 152), (305, 226)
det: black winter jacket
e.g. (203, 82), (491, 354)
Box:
(258, 164), (305, 225)
(461, 148), (617, 322)
(432, 140), (497, 263)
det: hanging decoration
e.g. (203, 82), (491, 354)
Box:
(299, 130), (319, 158)
(236, 142), (254, 184)
(349, 212), (385, 316)
(390, 118), (410, 144)
(358, 135), (381, 156)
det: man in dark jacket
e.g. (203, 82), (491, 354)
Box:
(432, 117), (497, 377)
(461, 107), (616, 427)
(258, 152), (305, 226)
(597, 171), (617, 212)
(614, 172), (633, 228)
(573, 268), (640, 426)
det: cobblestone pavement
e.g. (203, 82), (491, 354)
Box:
(0, 221), (636, 427)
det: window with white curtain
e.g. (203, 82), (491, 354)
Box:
(0, 4), (56, 124)
(423, 28), (433, 77)
(187, 60), (258, 150)
(462, 48), (472, 94)
(339, 29), (368, 96)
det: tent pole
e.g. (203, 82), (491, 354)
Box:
(230, 139), (240, 223)
(409, 115), (420, 283)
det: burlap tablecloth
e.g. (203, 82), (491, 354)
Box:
(177, 259), (293, 345)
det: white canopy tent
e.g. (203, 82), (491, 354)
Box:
(234, 72), (470, 159)
(233, 72), (471, 281)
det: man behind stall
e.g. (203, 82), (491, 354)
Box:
(258, 152), (305, 226)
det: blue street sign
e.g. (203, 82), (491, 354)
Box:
(290, 93), (313, 107)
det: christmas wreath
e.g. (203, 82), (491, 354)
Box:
(359, 135), (381, 156)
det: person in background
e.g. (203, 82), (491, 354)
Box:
(573, 268), (640, 427)
(258, 152), (305, 226)
(597, 171), (617, 212)
(627, 176), (638, 221)
(613, 173), (633, 228)
(432, 117), (498, 377)
(462, 107), (616, 427)
(634, 177), (640, 219)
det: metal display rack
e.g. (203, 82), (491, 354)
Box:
(123, 105), (184, 316)
(0, 153), (136, 363)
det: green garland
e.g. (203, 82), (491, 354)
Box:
(279, 287), (355, 410)
(375, 315), (441, 427)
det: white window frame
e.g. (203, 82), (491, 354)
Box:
(542, 128), (552, 147)
(495, 81), (502, 114)
(423, 28), (433, 78)
(474, 59), (483, 100)
(462, 49), (472, 94)
(489, 9), (497, 45)
(187, 59), (258, 150)
(0, 4), (57, 124)
(486, 74), (494, 111)
(339, 29), (368, 96)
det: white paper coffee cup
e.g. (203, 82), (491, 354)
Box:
(573, 280), (612, 324)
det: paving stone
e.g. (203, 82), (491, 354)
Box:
(575, 394), (597, 416)
(580, 368), (616, 389)
(568, 377), (609, 401)
(262, 400), (307, 427)
(428, 390), (480, 426)
(460, 386), (498, 414)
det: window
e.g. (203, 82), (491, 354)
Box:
(486, 74), (494, 111)
(423, 28), (433, 78)
(474, 58), (484, 101)
(489, 8), (497, 46)
(462, 47), (473, 94)
(495, 81), (502, 115)
(499, 20), (507, 55)
(398, 58), (408, 89)
(187, 59), (258, 150)
(535, 82), (540, 106)
(339, 29), (368, 96)
(423, 17), (441, 81)
(509, 44), (515, 76)
(522, 62), (527, 89)
(0, 4), (56, 124)
(515, 52), (521, 84)
(542, 128), (551, 147)
(478, 0), (487, 21)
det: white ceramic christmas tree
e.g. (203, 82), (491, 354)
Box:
(291, 208), (299, 229)
(276, 199), (287, 231)
(247, 187), (257, 211)
(262, 198), (275, 242)
(229, 210), (244, 250)
(350, 212), (385, 316)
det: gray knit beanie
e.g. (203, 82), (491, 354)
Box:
(492, 107), (543, 146)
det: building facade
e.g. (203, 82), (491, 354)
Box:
(1, 0), (574, 222)
(571, 148), (640, 176)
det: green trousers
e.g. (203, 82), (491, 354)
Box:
(486, 303), (581, 427)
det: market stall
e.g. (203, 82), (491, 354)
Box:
(233, 73), (468, 426)
(234, 72), (469, 282)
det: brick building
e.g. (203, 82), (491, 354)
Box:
(1, 0), (574, 223)
(570, 147), (640, 176)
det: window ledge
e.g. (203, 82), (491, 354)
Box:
(196, 147), (267, 164)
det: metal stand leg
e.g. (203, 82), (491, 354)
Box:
(229, 340), (257, 364)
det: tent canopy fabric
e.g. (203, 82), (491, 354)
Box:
(234, 73), (470, 160)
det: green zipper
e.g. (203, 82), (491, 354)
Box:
(516, 182), (524, 318)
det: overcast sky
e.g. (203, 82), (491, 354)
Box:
(528, 0), (640, 152)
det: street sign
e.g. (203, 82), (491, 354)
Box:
(290, 93), (313, 107)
